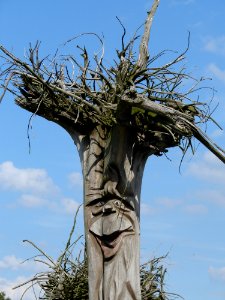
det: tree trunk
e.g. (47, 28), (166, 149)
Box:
(70, 125), (148, 300)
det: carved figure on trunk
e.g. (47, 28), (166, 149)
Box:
(89, 197), (136, 259)
(87, 191), (141, 300)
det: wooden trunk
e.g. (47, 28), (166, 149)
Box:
(70, 125), (148, 300)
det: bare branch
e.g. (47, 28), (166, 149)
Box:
(0, 45), (47, 86)
(122, 94), (193, 122)
(0, 12), (224, 163)
(116, 16), (126, 53)
(0, 72), (14, 103)
(122, 94), (225, 164)
(137, 0), (160, 70)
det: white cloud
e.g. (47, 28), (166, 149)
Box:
(18, 193), (81, 215)
(0, 255), (22, 271)
(0, 255), (47, 273)
(187, 151), (225, 183)
(68, 172), (83, 187)
(184, 204), (208, 214)
(0, 161), (58, 194)
(157, 197), (182, 208)
(204, 36), (225, 56)
(197, 190), (225, 207)
(209, 266), (225, 282)
(19, 194), (46, 208)
(141, 202), (156, 215)
(0, 161), (83, 215)
(186, 152), (225, 208)
(141, 198), (183, 215)
(0, 276), (41, 300)
(207, 63), (225, 83)
(60, 198), (81, 214)
(204, 151), (225, 165)
(0, 256), (47, 298)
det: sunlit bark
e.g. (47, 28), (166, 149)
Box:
(69, 125), (148, 299)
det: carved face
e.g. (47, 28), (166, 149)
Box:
(89, 198), (135, 259)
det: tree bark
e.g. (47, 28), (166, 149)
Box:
(70, 125), (148, 300)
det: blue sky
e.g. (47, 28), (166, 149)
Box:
(1, 0), (225, 299)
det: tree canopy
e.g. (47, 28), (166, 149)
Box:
(0, 0), (224, 164)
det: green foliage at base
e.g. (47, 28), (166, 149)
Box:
(140, 258), (181, 300)
(15, 210), (181, 300)
(0, 292), (11, 300)
(39, 253), (88, 300)
(36, 254), (179, 300)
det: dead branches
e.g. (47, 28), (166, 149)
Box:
(137, 0), (160, 70)
(0, 0), (224, 162)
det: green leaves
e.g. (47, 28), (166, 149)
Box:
(0, 292), (11, 300)
(131, 107), (145, 115)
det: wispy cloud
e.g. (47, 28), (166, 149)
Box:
(141, 202), (156, 215)
(60, 198), (81, 215)
(196, 190), (225, 208)
(209, 266), (225, 282)
(0, 254), (47, 299)
(0, 161), (58, 194)
(184, 204), (208, 214)
(18, 194), (81, 215)
(207, 63), (225, 83)
(0, 161), (82, 214)
(155, 197), (207, 215)
(156, 197), (182, 208)
(0, 276), (40, 300)
(186, 152), (225, 208)
(19, 194), (47, 208)
(192, 255), (225, 264)
(187, 151), (225, 183)
(68, 172), (83, 187)
(0, 255), (44, 272)
(203, 36), (225, 56)
(0, 255), (24, 271)
(141, 196), (182, 215)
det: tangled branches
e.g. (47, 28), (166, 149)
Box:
(0, 0), (224, 161)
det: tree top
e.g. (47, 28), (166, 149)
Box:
(0, 0), (224, 162)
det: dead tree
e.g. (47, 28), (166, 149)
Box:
(0, 1), (225, 299)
